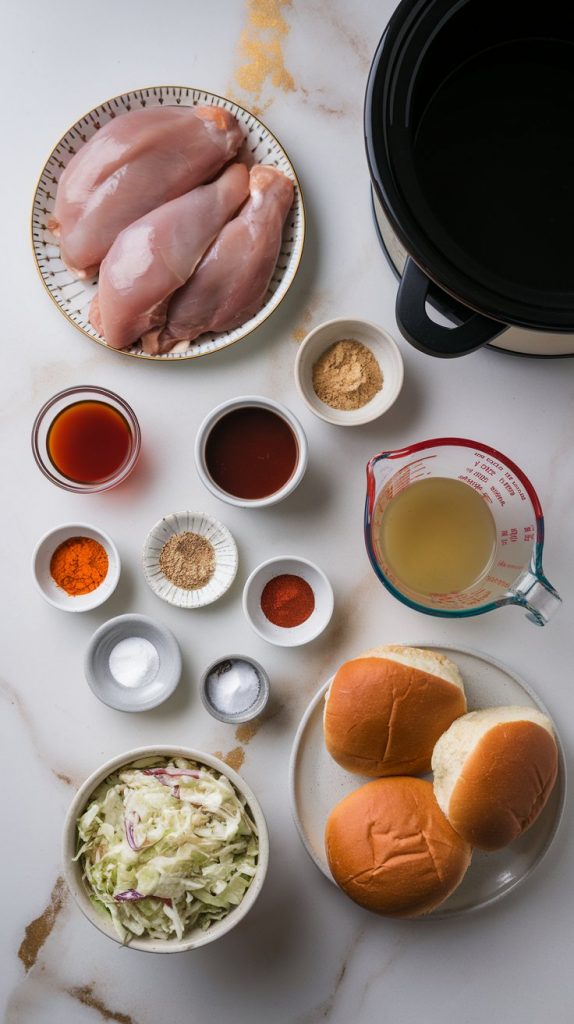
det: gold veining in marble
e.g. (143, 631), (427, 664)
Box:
(235, 719), (261, 744)
(0, 678), (77, 787)
(298, 85), (348, 119)
(326, 7), (371, 72)
(66, 984), (136, 1024)
(54, 771), (73, 786)
(233, 0), (295, 111)
(18, 877), (67, 973)
(213, 746), (246, 771)
(296, 927), (366, 1023)
(354, 934), (413, 1009)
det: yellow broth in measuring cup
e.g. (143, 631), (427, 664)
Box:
(365, 439), (561, 625)
(379, 477), (497, 596)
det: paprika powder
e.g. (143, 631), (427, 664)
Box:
(50, 536), (109, 596)
(260, 574), (315, 628)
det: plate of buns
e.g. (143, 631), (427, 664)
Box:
(289, 643), (565, 918)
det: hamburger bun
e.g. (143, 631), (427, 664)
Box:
(325, 777), (471, 917)
(432, 706), (558, 851)
(323, 645), (466, 776)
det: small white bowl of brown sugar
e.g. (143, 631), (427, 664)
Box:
(143, 511), (238, 608)
(294, 317), (404, 426)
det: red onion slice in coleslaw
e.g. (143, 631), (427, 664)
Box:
(114, 889), (172, 906)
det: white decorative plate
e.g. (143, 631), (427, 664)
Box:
(32, 86), (305, 360)
(143, 511), (238, 608)
(289, 643), (566, 917)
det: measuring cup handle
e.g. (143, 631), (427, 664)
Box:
(511, 570), (562, 626)
(396, 258), (506, 357)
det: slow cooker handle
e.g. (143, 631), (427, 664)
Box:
(396, 258), (506, 357)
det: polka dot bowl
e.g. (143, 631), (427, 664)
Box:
(143, 511), (238, 608)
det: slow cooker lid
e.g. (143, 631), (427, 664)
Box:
(366, 0), (574, 332)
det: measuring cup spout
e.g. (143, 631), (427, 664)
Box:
(510, 571), (562, 626)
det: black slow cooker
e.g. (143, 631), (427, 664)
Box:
(366, 0), (574, 357)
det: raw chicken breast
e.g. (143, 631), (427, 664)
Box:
(91, 163), (249, 350)
(50, 106), (244, 277)
(151, 165), (294, 354)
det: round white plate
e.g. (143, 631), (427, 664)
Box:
(289, 643), (566, 917)
(32, 86), (305, 360)
(143, 510), (238, 608)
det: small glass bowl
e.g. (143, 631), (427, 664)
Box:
(31, 385), (141, 493)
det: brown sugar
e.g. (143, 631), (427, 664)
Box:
(312, 339), (383, 411)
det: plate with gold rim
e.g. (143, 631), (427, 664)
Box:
(289, 643), (566, 917)
(31, 86), (305, 361)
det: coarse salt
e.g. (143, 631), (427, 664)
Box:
(205, 659), (261, 715)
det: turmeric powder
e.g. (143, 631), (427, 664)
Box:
(50, 536), (108, 596)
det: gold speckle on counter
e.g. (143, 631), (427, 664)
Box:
(233, 0), (295, 108)
(292, 308), (314, 343)
(214, 746), (246, 771)
(66, 984), (136, 1024)
(18, 877), (67, 973)
(291, 292), (331, 344)
(235, 719), (261, 744)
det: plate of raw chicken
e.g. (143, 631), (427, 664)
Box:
(32, 87), (305, 360)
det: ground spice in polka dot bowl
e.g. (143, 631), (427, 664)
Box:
(143, 511), (238, 609)
(243, 556), (334, 647)
(32, 523), (121, 612)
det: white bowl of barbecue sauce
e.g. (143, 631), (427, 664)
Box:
(194, 396), (308, 508)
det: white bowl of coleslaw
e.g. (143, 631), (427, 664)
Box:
(62, 746), (269, 952)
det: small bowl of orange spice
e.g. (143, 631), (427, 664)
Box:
(32, 523), (120, 612)
(242, 556), (334, 647)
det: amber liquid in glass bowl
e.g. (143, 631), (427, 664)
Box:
(47, 400), (133, 485)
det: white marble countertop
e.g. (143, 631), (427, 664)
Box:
(2, 2), (573, 1021)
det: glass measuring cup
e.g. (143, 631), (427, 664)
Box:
(365, 438), (561, 625)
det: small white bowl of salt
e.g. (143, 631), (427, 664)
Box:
(85, 614), (182, 712)
(200, 656), (270, 724)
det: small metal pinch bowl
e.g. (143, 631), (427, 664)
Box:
(200, 656), (270, 724)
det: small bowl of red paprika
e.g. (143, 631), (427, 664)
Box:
(243, 556), (334, 647)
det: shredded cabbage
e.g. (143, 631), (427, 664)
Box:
(75, 757), (259, 943)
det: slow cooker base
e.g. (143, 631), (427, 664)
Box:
(370, 189), (574, 359)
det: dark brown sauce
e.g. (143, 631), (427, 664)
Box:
(205, 406), (298, 499)
(47, 400), (133, 484)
